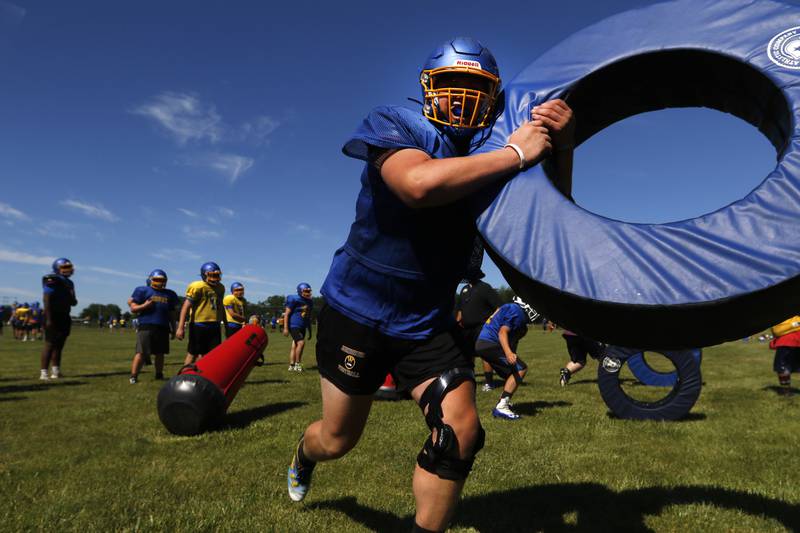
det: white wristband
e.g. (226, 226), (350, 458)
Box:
(504, 143), (526, 170)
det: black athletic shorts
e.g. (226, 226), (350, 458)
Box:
(45, 315), (71, 345)
(226, 323), (243, 338)
(188, 323), (221, 357)
(474, 340), (527, 380)
(289, 327), (306, 342)
(136, 324), (170, 356)
(774, 346), (800, 374)
(563, 334), (604, 365)
(316, 305), (473, 395)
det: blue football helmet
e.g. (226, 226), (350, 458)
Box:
(200, 262), (222, 284)
(52, 257), (74, 277)
(297, 283), (311, 296)
(147, 269), (168, 289)
(23, 302), (29, 308)
(420, 37), (501, 137)
(231, 282), (244, 294)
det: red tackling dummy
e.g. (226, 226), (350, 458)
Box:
(157, 324), (268, 435)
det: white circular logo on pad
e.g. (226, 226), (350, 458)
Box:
(768, 27), (800, 69)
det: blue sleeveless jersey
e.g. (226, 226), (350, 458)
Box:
(321, 105), (477, 340)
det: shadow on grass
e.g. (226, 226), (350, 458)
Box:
(216, 401), (306, 431)
(0, 381), (86, 395)
(245, 379), (289, 385)
(0, 396), (27, 402)
(314, 483), (800, 532)
(512, 400), (571, 416)
(763, 385), (800, 397)
(73, 371), (131, 378)
(0, 377), (25, 383)
(605, 411), (706, 422)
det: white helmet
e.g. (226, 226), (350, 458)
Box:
(512, 296), (539, 323)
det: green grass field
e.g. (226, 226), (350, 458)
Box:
(1, 326), (799, 532)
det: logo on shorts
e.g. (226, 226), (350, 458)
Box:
(768, 27), (800, 69)
(337, 346), (362, 378)
(602, 356), (622, 373)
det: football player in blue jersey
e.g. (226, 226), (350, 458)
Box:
(127, 270), (179, 384)
(283, 283), (314, 371)
(40, 258), (78, 380)
(286, 37), (574, 532)
(475, 297), (539, 420)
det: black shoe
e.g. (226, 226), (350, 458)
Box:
(154, 373), (164, 380)
(559, 368), (571, 387)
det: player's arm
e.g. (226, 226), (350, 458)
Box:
(175, 299), (192, 340)
(42, 293), (52, 329)
(282, 306), (291, 336)
(128, 297), (153, 313)
(498, 325), (517, 365)
(532, 99), (575, 199)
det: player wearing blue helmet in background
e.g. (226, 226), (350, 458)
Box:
(224, 282), (247, 338)
(176, 262), (226, 365)
(287, 37), (575, 532)
(284, 283), (313, 371)
(127, 269), (179, 384)
(475, 296), (539, 420)
(40, 258), (77, 380)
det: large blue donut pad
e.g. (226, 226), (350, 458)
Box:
(475, 0), (800, 348)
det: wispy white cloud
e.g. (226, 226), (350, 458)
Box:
(84, 266), (142, 280)
(0, 202), (29, 221)
(61, 199), (119, 222)
(217, 207), (235, 218)
(226, 273), (281, 287)
(0, 1), (26, 26)
(132, 92), (222, 145)
(181, 225), (222, 241)
(178, 208), (199, 218)
(36, 220), (77, 240)
(0, 286), (38, 298)
(151, 248), (201, 261)
(0, 247), (52, 266)
(207, 153), (254, 184)
(239, 115), (280, 145)
(289, 222), (323, 240)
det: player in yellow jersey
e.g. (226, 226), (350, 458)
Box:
(223, 282), (246, 338)
(176, 261), (226, 364)
(15, 303), (31, 341)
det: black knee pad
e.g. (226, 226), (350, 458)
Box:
(417, 422), (485, 481)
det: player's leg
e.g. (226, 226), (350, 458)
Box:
(560, 335), (587, 386)
(154, 353), (165, 379)
(294, 339), (306, 370)
(411, 374), (482, 532)
(130, 353), (143, 384)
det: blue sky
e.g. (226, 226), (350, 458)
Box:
(0, 0), (777, 309)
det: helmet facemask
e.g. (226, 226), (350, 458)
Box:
(57, 262), (74, 277)
(420, 67), (500, 130)
(149, 276), (167, 290)
(203, 271), (221, 285)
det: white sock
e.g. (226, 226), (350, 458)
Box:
(40, 369), (48, 377)
(51, 366), (60, 375)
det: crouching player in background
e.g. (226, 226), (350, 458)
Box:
(474, 297), (539, 420)
(40, 258), (77, 380)
(128, 269), (179, 384)
(224, 282), (247, 338)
